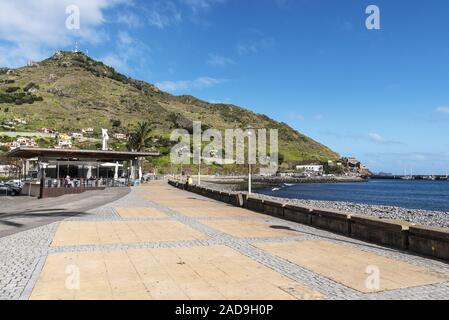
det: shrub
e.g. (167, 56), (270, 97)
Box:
(5, 87), (20, 93)
(23, 82), (39, 92)
(0, 92), (43, 104)
(111, 119), (121, 127)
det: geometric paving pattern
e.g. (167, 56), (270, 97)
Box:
(255, 240), (446, 293)
(1, 181), (449, 300)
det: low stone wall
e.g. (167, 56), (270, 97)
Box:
(350, 215), (409, 250)
(311, 209), (351, 236)
(284, 204), (313, 225)
(169, 180), (449, 262)
(408, 225), (449, 260)
(246, 197), (265, 213)
(263, 200), (285, 218)
(42, 187), (106, 198)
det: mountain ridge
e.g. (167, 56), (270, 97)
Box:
(0, 51), (339, 167)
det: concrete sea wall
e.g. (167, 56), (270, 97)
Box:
(168, 180), (449, 262)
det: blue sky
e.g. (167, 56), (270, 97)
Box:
(1, 0), (449, 174)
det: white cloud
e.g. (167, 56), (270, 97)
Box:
(368, 133), (384, 143)
(101, 54), (132, 74)
(99, 31), (150, 75)
(117, 31), (133, 45)
(146, 1), (182, 29)
(116, 12), (142, 28)
(368, 133), (402, 145)
(181, 0), (227, 13)
(237, 37), (275, 55)
(156, 77), (225, 92)
(0, 0), (126, 67)
(207, 54), (235, 67)
(436, 106), (449, 114)
(289, 113), (305, 121)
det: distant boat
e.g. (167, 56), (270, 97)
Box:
(401, 168), (414, 180)
(283, 183), (294, 187)
(272, 187), (281, 191)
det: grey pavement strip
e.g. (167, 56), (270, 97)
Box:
(0, 223), (57, 300)
(20, 253), (47, 300)
(1, 186), (448, 300)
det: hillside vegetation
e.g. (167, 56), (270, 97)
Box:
(0, 51), (339, 169)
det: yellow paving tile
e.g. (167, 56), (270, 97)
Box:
(115, 207), (168, 218)
(256, 240), (447, 293)
(51, 221), (209, 247)
(201, 219), (302, 238)
(153, 198), (221, 209)
(174, 206), (261, 218)
(30, 246), (323, 300)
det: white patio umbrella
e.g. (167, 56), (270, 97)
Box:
(86, 166), (92, 179)
(101, 162), (123, 180)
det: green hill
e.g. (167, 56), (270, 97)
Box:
(0, 51), (339, 170)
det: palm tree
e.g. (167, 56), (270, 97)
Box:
(127, 122), (152, 152)
(127, 122), (152, 182)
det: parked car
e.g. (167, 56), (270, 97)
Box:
(0, 184), (21, 196)
(5, 180), (23, 188)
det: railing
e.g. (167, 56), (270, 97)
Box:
(43, 178), (130, 189)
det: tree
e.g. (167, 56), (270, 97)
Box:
(111, 119), (121, 127)
(127, 121), (152, 152)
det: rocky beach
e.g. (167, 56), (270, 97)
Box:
(197, 178), (449, 230)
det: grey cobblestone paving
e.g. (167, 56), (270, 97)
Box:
(0, 224), (57, 300)
(1, 186), (448, 300)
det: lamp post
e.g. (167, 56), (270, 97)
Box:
(247, 127), (253, 195)
(198, 144), (202, 186)
(178, 146), (189, 182)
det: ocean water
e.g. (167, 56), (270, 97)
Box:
(256, 179), (449, 212)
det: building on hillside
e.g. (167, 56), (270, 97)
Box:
(277, 171), (297, 177)
(82, 128), (94, 134)
(340, 157), (371, 175)
(296, 164), (324, 174)
(57, 134), (72, 148)
(16, 137), (37, 147)
(113, 133), (127, 140)
(39, 128), (57, 134)
(58, 139), (72, 148)
(70, 132), (84, 139)
(327, 160), (343, 167)
(57, 133), (71, 140)
(0, 142), (20, 150)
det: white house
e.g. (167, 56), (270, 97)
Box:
(296, 165), (324, 174)
(70, 132), (84, 139)
(113, 133), (127, 140)
(16, 138), (36, 147)
(58, 139), (72, 148)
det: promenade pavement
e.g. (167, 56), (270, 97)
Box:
(1, 181), (449, 300)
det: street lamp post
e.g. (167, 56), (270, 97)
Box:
(178, 146), (189, 182)
(198, 157), (201, 186)
(198, 143), (202, 186)
(247, 128), (253, 195)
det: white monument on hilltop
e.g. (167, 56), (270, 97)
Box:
(101, 129), (109, 151)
